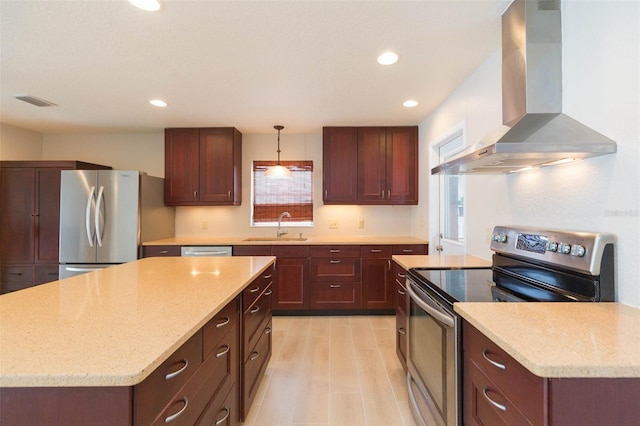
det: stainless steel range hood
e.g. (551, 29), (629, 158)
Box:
(432, 0), (616, 175)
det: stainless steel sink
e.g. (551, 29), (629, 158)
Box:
(243, 237), (308, 242)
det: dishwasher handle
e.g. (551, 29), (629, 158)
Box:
(181, 246), (232, 257)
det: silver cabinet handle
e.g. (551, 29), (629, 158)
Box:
(165, 397), (188, 423)
(165, 359), (188, 380)
(387, 190), (390, 198)
(250, 305), (260, 314)
(227, 190), (231, 199)
(330, 259), (341, 264)
(329, 284), (341, 288)
(398, 327), (406, 335)
(216, 345), (230, 358)
(370, 249), (382, 253)
(482, 349), (506, 370)
(159, 250), (169, 254)
(398, 273), (406, 278)
(215, 317), (230, 328)
(8, 272), (23, 276)
(250, 351), (260, 361)
(215, 407), (230, 425)
(482, 387), (506, 411)
(263, 274), (272, 279)
(398, 288), (406, 295)
(193, 191), (197, 200)
(329, 249), (341, 253)
(388, 259), (391, 270)
(264, 289), (273, 296)
(402, 249), (414, 253)
(249, 286), (260, 293)
(264, 326), (272, 334)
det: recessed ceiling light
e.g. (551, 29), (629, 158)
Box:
(403, 100), (419, 107)
(149, 99), (167, 107)
(377, 51), (398, 65)
(128, 0), (161, 12)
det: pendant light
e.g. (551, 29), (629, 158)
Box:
(265, 125), (292, 178)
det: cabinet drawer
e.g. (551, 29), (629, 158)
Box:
(311, 282), (361, 309)
(360, 245), (392, 258)
(310, 258), (361, 282)
(464, 354), (531, 426)
(272, 245), (309, 258)
(203, 298), (238, 360)
(233, 245), (272, 256)
(309, 245), (360, 258)
(35, 264), (59, 284)
(463, 323), (544, 424)
(243, 265), (274, 311)
(394, 263), (408, 288)
(392, 244), (428, 255)
(134, 330), (204, 425)
(243, 321), (272, 418)
(142, 245), (181, 257)
(1, 265), (34, 282)
(244, 287), (272, 360)
(196, 383), (238, 426)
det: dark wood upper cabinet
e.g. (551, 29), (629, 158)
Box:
(164, 127), (242, 206)
(323, 126), (418, 205)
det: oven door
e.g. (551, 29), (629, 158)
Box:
(406, 277), (459, 426)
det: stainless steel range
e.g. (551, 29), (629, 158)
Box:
(405, 226), (615, 426)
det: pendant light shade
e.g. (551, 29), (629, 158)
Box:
(266, 125), (292, 179)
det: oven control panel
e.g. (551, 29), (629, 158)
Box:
(490, 226), (615, 275)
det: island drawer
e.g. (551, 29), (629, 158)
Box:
(203, 298), (239, 360)
(463, 323), (544, 424)
(243, 285), (272, 360)
(243, 320), (272, 418)
(309, 245), (360, 258)
(243, 265), (274, 310)
(310, 257), (361, 282)
(197, 383), (238, 426)
(134, 330), (203, 424)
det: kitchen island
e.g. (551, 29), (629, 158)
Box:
(0, 256), (275, 424)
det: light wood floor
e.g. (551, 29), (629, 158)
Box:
(243, 315), (416, 426)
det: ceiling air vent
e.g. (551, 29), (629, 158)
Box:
(14, 95), (57, 107)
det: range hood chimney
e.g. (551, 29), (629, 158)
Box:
(432, 0), (616, 175)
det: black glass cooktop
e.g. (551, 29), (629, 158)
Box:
(408, 267), (495, 305)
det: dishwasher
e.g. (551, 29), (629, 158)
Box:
(181, 246), (232, 257)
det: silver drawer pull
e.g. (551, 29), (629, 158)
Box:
(249, 286), (260, 293)
(402, 249), (414, 253)
(264, 289), (273, 296)
(329, 284), (341, 288)
(265, 326), (272, 334)
(329, 249), (341, 253)
(216, 345), (230, 358)
(250, 305), (260, 314)
(482, 349), (506, 370)
(165, 397), (189, 423)
(330, 259), (341, 264)
(165, 359), (188, 380)
(215, 317), (230, 328)
(482, 387), (506, 412)
(250, 351), (260, 361)
(215, 407), (230, 425)
(370, 249), (382, 253)
(159, 250), (169, 254)
(398, 327), (406, 335)
(398, 288), (406, 295)
(398, 273), (406, 278)
(263, 274), (272, 279)
(8, 272), (23, 276)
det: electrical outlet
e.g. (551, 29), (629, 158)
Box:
(329, 219), (338, 229)
(419, 216), (425, 227)
(358, 219), (365, 229)
(202, 221), (208, 230)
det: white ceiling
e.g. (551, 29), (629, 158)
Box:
(0, 0), (510, 134)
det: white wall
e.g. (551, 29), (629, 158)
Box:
(0, 123), (43, 160)
(418, 1), (639, 307)
(175, 132), (414, 237)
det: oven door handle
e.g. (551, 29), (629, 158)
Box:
(407, 280), (455, 328)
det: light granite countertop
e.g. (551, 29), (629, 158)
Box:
(392, 254), (491, 270)
(145, 235), (429, 246)
(0, 256), (275, 387)
(455, 302), (640, 378)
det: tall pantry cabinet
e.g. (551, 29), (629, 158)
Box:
(0, 161), (110, 294)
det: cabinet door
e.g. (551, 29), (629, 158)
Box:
(164, 128), (200, 204)
(322, 127), (358, 203)
(357, 127), (386, 202)
(36, 168), (63, 264)
(0, 167), (36, 263)
(385, 127), (418, 204)
(273, 258), (309, 311)
(199, 128), (241, 205)
(361, 258), (393, 309)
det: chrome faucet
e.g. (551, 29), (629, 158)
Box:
(277, 212), (291, 237)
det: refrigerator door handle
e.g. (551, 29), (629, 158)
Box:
(86, 186), (96, 247)
(95, 185), (105, 247)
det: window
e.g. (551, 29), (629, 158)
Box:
(252, 161), (313, 226)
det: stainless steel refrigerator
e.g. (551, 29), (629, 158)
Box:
(59, 170), (175, 279)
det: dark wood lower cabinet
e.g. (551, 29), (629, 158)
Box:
(463, 321), (640, 425)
